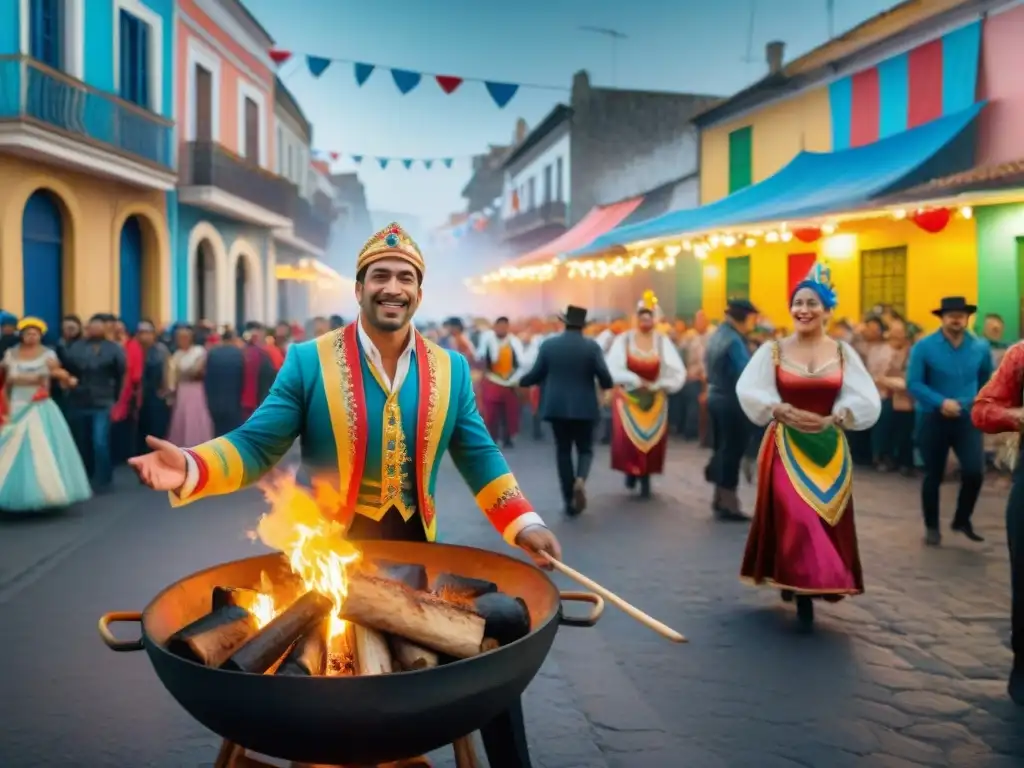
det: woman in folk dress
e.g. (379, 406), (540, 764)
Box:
(166, 325), (215, 447)
(736, 265), (881, 628)
(605, 292), (686, 498)
(0, 318), (91, 511)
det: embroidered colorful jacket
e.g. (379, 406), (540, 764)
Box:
(172, 323), (540, 543)
(972, 341), (1024, 434)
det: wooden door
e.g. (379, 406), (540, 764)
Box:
(244, 97), (259, 161)
(194, 65), (212, 141)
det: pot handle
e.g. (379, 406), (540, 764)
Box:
(558, 591), (604, 627)
(98, 611), (145, 652)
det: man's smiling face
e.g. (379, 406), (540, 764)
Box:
(356, 257), (422, 332)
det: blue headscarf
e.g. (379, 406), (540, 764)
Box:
(790, 263), (838, 311)
(0, 310), (17, 328)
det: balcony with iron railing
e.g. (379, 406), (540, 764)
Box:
(0, 55), (173, 170)
(180, 141), (294, 219)
(501, 200), (568, 240)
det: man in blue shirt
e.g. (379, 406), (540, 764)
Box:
(704, 298), (759, 521)
(907, 296), (993, 546)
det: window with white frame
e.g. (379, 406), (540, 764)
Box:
(25, 0), (83, 78)
(114, 0), (163, 113)
(237, 81), (266, 166)
(187, 38), (220, 142)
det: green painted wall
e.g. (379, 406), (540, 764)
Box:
(674, 252), (703, 321)
(977, 203), (1024, 341)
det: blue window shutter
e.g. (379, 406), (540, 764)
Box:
(30, 0), (63, 69)
(119, 10), (150, 109)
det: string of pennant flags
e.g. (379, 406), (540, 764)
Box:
(269, 49), (568, 109)
(313, 150), (469, 171)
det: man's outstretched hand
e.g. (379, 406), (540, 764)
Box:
(515, 526), (562, 569)
(127, 436), (187, 492)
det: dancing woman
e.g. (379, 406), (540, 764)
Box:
(736, 265), (881, 628)
(0, 318), (91, 511)
(605, 291), (686, 498)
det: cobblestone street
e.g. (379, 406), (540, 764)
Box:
(0, 436), (1022, 767)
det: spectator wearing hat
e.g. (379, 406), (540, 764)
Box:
(704, 298), (759, 521)
(519, 306), (613, 516)
(907, 296), (993, 546)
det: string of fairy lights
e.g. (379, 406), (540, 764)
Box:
(474, 205), (975, 287)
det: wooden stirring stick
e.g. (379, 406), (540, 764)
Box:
(541, 553), (688, 643)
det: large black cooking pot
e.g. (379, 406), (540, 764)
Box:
(98, 541), (603, 765)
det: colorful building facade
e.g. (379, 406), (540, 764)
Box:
(0, 0), (175, 332)
(689, 0), (1024, 336)
(173, 0), (288, 326)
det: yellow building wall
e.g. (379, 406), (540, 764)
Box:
(0, 156), (171, 323)
(700, 87), (834, 204)
(699, 216), (978, 332)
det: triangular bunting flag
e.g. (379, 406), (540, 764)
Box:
(423, 159), (433, 170)
(329, 152), (339, 161)
(354, 62), (375, 86)
(442, 158), (453, 169)
(307, 55), (331, 78)
(377, 157), (389, 169)
(484, 81), (519, 108)
(435, 75), (463, 94)
(401, 159), (414, 170)
(351, 155), (363, 164)
(391, 68), (422, 94)
(269, 49), (292, 65)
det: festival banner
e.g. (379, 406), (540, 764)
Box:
(269, 49), (566, 108)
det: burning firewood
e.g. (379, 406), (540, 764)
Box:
(431, 573), (497, 599)
(274, 617), (329, 677)
(210, 586), (262, 612)
(221, 591), (334, 674)
(340, 570), (486, 658)
(373, 559), (428, 591)
(165, 605), (259, 668)
(348, 622), (393, 675)
(389, 636), (439, 671)
(474, 593), (531, 647)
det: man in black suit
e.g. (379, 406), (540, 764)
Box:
(520, 305), (614, 516)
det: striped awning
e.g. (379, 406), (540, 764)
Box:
(507, 197), (643, 267)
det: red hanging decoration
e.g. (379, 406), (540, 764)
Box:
(435, 75), (464, 94)
(269, 49), (293, 65)
(792, 226), (822, 243)
(911, 208), (951, 234)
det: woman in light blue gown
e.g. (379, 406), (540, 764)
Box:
(0, 318), (92, 512)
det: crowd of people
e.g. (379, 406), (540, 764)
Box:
(0, 311), (349, 511)
(1, 251), (1020, 705)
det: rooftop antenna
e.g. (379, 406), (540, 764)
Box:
(827, 0), (835, 38)
(578, 26), (629, 86)
(741, 0), (758, 64)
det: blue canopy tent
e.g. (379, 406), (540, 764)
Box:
(566, 102), (984, 259)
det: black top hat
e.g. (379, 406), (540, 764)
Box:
(558, 305), (588, 328)
(932, 296), (977, 317)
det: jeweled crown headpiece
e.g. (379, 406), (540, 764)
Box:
(795, 262), (838, 310)
(357, 222), (426, 277)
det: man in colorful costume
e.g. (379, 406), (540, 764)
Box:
(973, 341), (1024, 704)
(129, 223), (561, 563)
(604, 292), (686, 498)
(475, 316), (526, 448)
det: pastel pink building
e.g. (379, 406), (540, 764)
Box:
(976, 2), (1024, 167)
(173, 0), (288, 326)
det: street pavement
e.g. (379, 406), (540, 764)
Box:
(0, 435), (1022, 767)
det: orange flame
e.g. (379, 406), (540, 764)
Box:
(254, 472), (362, 638)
